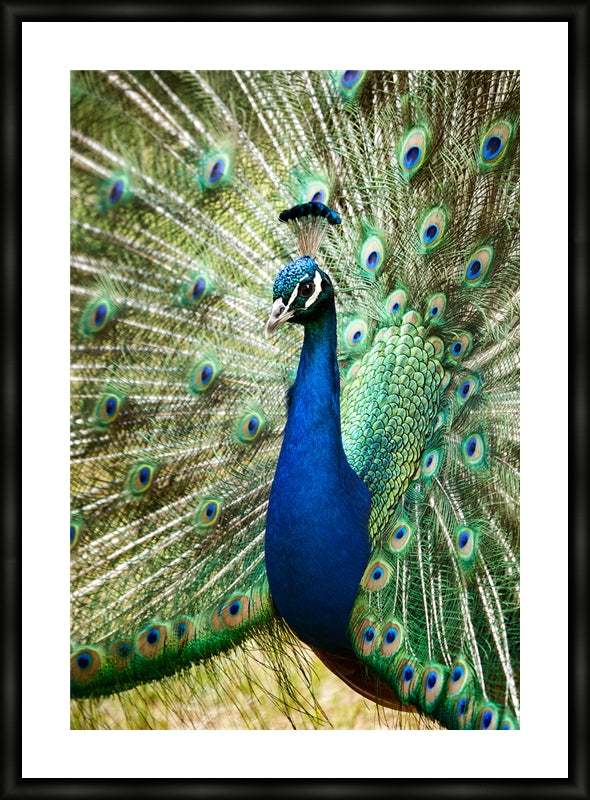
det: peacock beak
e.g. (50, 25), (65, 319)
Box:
(265, 298), (294, 338)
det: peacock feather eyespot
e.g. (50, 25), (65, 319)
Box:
(400, 127), (429, 177)
(447, 333), (472, 364)
(94, 392), (124, 426)
(128, 462), (157, 495)
(183, 274), (210, 307)
(197, 498), (222, 528)
(109, 180), (124, 204)
(359, 235), (384, 275)
(477, 705), (499, 730)
(425, 292), (447, 325)
(71, 648), (101, 684)
(479, 121), (513, 169)
(137, 624), (167, 658)
(212, 595), (251, 630)
(299, 176), (331, 207)
(337, 70), (366, 97)
(391, 522), (412, 553)
(462, 433), (485, 467)
(70, 515), (83, 550)
(237, 410), (266, 444)
(396, 659), (419, 702)
(81, 298), (116, 337)
(385, 289), (408, 318)
(343, 319), (369, 351)
(111, 639), (134, 670)
(381, 622), (402, 657)
(419, 208), (447, 251)
(190, 359), (220, 393)
(456, 376), (478, 405)
(422, 665), (444, 708)
(447, 661), (469, 695)
(202, 152), (231, 189)
(170, 617), (195, 646)
(464, 246), (494, 286)
(363, 560), (389, 591)
(422, 448), (441, 478)
(354, 617), (379, 655)
(99, 172), (130, 209)
(456, 526), (476, 562)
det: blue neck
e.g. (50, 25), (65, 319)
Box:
(265, 301), (371, 654)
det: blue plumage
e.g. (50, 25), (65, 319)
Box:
(265, 256), (371, 653)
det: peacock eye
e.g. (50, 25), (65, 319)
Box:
(298, 281), (314, 298)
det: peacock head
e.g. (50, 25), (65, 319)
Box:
(265, 256), (334, 338)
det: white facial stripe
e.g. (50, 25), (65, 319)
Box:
(304, 271), (323, 308)
(286, 282), (300, 312)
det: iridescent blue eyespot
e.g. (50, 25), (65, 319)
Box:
(94, 304), (107, 327)
(395, 527), (406, 540)
(385, 628), (398, 644)
(191, 360), (219, 393)
(237, 410), (265, 443)
(459, 531), (471, 549)
(465, 247), (494, 285)
(109, 180), (124, 204)
(467, 259), (482, 280)
(458, 697), (467, 715)
(452, 341), (463, 356)
(460, 381), (471, 398)
(344, 319), (368, 349)
(426, 455), (434, 468)
(198, 498), (221, 527)
(462, 434), (485, 466)
(479, 122), (512, 167)
(426, 672), (437, 690)
(77, 653), (91, 670)
(130, 463), (156, 494)
(146, 628), (160, 645)
(175, 623), (187, 637)
(452, 665), (465, 683)
(363, 626), (376, 643)
(404, 146), (421, 169)
(366, 250), (379, 269)
(70, 525), (75, 544)
(372, 567), (383, 581)
(229, 601), (242, 616)
(208, 159), (225, 184)
(482, 710), (493, 729)
(192, 278), (206, 301)
(403, 665), (414, 682)
(483, 136), (502, 161)
(400, 128), (428, 176)
(392, 302), (400, 312)
(341, 70), (361, 88)
(118, 643), (131, 658)
(424, 224), (438, 245)
(430, 305), (439, 318)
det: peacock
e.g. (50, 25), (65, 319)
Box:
(70, 69), (519, 731)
